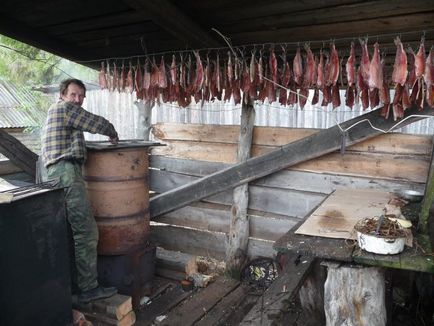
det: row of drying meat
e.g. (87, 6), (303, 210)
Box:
(98, 37), (433, 120)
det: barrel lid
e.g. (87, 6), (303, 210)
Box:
(86, 140), (164, 151)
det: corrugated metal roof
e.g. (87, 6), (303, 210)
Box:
(0, 79), (46, 128)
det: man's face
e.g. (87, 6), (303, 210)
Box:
(61, 83), (85, 106)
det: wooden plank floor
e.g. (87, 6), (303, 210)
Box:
(135, 276), (261, 326)
(135, 261), (315, 326)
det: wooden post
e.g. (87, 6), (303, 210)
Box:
(226, 96), (255, 275)
(419, 133), (434, 250)
(135, 100), (153, 140)
(324, 263), (386, 326)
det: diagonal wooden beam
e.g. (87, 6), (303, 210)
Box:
(150, 105), (434, 219)
(125, 0), (220, 48)
(0, 129), (38, 178)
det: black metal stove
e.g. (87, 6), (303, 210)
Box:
(0, 182), (72, 326)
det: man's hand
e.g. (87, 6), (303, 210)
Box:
(109, 132), (119, 145)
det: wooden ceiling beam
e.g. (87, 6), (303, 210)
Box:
(124, 0), (221, 49)
(0, 14), (89, 62)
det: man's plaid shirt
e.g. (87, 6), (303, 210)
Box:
(41, 100), (117, 167)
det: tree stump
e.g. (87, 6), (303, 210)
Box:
(324, 263), (386, 326)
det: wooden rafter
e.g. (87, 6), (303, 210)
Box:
(124, 0), (220, 49)
(0, 14), (87, 62)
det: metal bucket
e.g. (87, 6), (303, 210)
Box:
(84, 147), (150, 255)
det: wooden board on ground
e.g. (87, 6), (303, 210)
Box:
(135, 285), (191, 326)
(92, 294), (132, 320)
(73, 294), (132, 321)
(83, 310), (135, 326)
(195, 283), (252, 326)
(159, 277), (240, 326)
(240, 253), (315, 325)
(273, 221), (355, 262)
(295, 188), (393, 240)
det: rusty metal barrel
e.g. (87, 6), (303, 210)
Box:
(83, 141), (157, 255)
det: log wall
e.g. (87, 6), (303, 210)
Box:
(149, 123), (431, 265)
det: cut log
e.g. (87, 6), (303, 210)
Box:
(226, 97), (255, 274)
(150, 105), (434, 218)
(324, 263), (386, 326)
(82, 310), (135, 326)
(0, 129), (38, 178)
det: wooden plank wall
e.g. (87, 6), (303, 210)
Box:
(150, 123), (431, 263)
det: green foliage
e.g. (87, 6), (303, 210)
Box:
(0, 34), (98, 125)
(0, 34), (97, 86)
(0, 35), (59, 85)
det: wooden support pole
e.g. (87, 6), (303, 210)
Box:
(136, 100), (154, 140)
(0, 129), (37, 178)
(150, 105), (434, 219)
(226, 97), (255, 275)
(419, 132), (434, 250)
(324, 263), (386, 326)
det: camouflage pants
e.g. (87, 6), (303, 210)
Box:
(44, 160), (99, 292)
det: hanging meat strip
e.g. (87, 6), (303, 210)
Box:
(250, 50), (256, 83)
(322, 53), (331, 106)
(135, 59), (143, 99)
(267, 48), (277, 103)
(249, 50), (258, 100)
(168, 55), (179, 102)
(227, 51), (233, 88)
(269, 48), (278, 84)
(303, 43), (316, 88)
(223, 61), (232, 102)
(258, 51), (264, 86)
(326, 42), (340, 86)
(126, 62), (134, 93)
(293, 47), (303, 85)
(425, 47), (434, 108)
(392, 37), (408, 86)
(216, 53), (222, 93)
(345, 42), (356, 108)
(158, 56), (167, 89)
(367, 42), (383, 110)
(387, 37), (408, 120)
(112, 62), (119, 92)
(326, 43), (340, 109)
(193, 51), (204, 93)
(106, 61), (112, 92)
(412, 37), (426, 109)
(359, 38), (370, 85)
(368, 43), (383, 91)
(357, 66), (369, 110)
(99, 62), (107, 89)
(143, 59), (151, 90)
(170, 55), (177, 86)
(120, 61), (127, 92)
(203, 55), (211, 102)
(279, 62), (291, 106)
